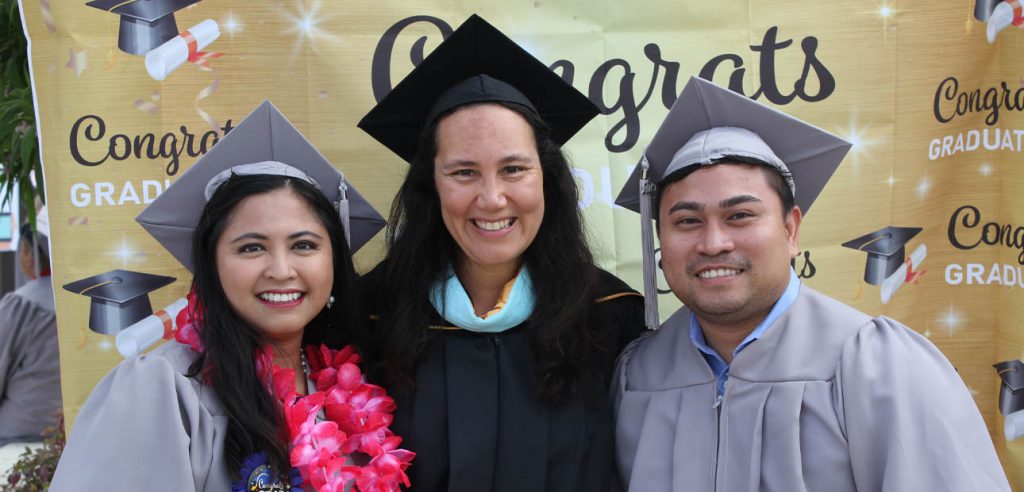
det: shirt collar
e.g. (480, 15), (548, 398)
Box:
(689, 268), (801, 364)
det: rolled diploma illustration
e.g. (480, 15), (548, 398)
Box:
(115, 297), (188, 357)
(1005, 408), (1024, 441)
(988, 1), (1021, 43)
(880, 243), (927, 304)
(145, 19), (220, 81)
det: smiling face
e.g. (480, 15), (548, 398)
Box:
(215, 187), (334, 346)
(658, 163), (802, 330)
(433, 103), (545, 280)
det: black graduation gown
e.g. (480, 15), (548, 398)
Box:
(362, 267), (644, 492)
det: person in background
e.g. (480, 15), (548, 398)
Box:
(0, 206), (60, 445)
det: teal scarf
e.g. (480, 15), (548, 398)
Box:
(428, 266), (536, 333)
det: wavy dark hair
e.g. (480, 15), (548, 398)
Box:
(375, 101), (603, 403)
(186, 174), (362, 477)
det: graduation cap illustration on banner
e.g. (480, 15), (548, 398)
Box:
(63, 269), (176, 335)
(86, 0), (202, 55)
(136, 100), (387, 272)
(995, 360), (1024, 441)
(985, 0), (1024, 43)
(842, 226), (923, 285)
(358, 14), (599, 164)
(995, 360), (1024, 416)
(975, 0), (1001, 21)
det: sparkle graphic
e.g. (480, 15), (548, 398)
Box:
(886, 174), (896, 187)
(222, 11), (242, 39)
(281, 1), (342, 57)
(97, 339), (113, 352)
(65, 49), (88, 77)
(109, 232), (144, 266)
(916, 176), (932, 198)
(980, 163), (993, 176)
(939, 305), (964, 337)
(923, 329), (932, 339)
(837, 114), (882, 167)
(872, 1), (897, 34)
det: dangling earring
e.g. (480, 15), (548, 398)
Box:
(326, 295), (335, 309)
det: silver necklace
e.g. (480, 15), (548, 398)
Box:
(300, 350), (309, 377)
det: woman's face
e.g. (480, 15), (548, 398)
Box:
(433, 104), (545, 280)
(215, 187), (334, 346)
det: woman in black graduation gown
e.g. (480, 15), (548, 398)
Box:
(356, 15), (646, 492)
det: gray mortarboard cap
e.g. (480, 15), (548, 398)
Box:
(842, 226), (922, 285)
(63, 269), (176, 335)
(615, 76), (850, 329)
(358, 14), (598, 163)
(136, 100), (386, 272)
(86, 0), (201, 55)
(995, 360), (1024, 416)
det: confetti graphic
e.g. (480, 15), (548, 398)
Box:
(133, 99), (158, 115)
(195, 78), (222, 137)
(133, 91), (161, 115)
(40, 0), (56, 33)
(65, 49), (88, 77)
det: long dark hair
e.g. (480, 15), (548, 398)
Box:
(376, 101), (602, 403)
(187, 174), (362, 477)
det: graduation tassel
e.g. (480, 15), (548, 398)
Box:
(638, 154), (660, 330)
(337, 173), (351, 249)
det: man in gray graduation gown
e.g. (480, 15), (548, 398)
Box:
(611, 77), (1010, 491)
(0, 209), (61, 444)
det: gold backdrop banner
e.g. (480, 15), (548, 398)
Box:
(18, 0), (1024, 485)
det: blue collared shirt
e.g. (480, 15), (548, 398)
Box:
(689, 269), (801, 398)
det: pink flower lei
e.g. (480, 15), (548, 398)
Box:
(176, 292), (415, 491)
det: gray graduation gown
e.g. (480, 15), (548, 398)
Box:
(0, 276), (60, 444)
(613, 285), (1009, 492)
(50, 342), (232, 491)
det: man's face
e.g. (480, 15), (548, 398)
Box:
(18, 240), (34, 278)
(658, 163), (802, 328)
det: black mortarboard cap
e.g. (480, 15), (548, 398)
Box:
(842, 226), (922, 285)
(995, 360), (1024, 416)
(63, 269), (176, 335)
(357, 14), (599, 163)
(86, 0), (201, 55)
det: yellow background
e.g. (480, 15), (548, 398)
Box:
(18, 0), (1024, 486)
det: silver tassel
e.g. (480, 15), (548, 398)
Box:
(337, 173), (351, 249)
(638, 154), (660, 330)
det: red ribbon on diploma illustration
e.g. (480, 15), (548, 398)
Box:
(180, 28), (222, 70)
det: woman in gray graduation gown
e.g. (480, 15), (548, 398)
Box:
(357, 16), (646, 492)
(50, 102), (410, 492)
